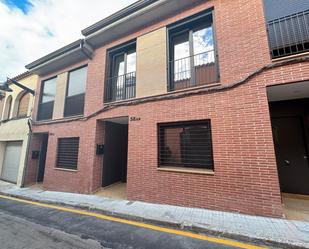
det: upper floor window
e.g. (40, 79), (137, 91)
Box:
(17, 92), (30, 118)
(264, 0), (309, 58)
(168, 9), (219, 91)
(37, 77), (56, 121)
(64, 66), (87, 117)
(105, 41), (136, 102)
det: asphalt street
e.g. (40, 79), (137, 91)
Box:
(0, 196), (267, 249)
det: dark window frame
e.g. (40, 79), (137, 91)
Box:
(104, 40), (137, 102)
(64, 65), (88, 117)
(37, 76), (57, 121)
(167, 8), (220, 91)
(56, 137), (80, 170)
(157, 119), (214, 170)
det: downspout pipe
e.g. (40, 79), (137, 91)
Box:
(80, 40), (94, 60)
(20, 117), (33, 187)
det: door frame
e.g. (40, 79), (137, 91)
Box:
(101, 119), (129, 188)
(271, 115), (309, 194)
(37, 133), (49, 183)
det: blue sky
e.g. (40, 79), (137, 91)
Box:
(3, 0), (33, 13)
(0, 0), (136, 81)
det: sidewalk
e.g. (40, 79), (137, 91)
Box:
(1, 181), (308, 248)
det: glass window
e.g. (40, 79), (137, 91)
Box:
(38, 77), (56, 121)
(67, 66), (87, 97)
(113, 54), (125, 77)
(41, 78), (56, 103)
(168, 10), (218, 90)
(173, 33), (190, 81)
(158, 120), (214, 170)
(126, 50), (136, 73)
(193, 26), (215, 65)
(105, 42), (136, 102)
(64, 66), (87, 117)
(173, 33), (190, 60)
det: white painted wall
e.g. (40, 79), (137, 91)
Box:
(0, 74), (38, 187)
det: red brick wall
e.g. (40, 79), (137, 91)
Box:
(27, 0), (309, 217)
(92, 121), (105, 191)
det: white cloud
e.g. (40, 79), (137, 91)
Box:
(0, 0), (136, 81)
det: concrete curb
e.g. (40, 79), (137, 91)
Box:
(0, 191), (306, 249)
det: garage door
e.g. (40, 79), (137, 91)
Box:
(1, 141), (23, 183)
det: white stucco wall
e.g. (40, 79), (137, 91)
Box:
(0, 74), (38, 187)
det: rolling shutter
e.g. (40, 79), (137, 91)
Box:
(56, 137), (79, 170)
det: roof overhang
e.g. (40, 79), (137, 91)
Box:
(25, 39), (94, 76)
(83, 0), (204, 48)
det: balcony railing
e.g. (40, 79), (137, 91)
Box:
(105, 72), (136, 102)
(267, 10), (309, 59)
(169, 50), (218, 91)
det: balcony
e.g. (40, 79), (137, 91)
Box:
(169, 50), (218, 91)
(267, 10), (309, 59)
(104, 72), (136, 102)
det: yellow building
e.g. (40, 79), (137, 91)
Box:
(0, 72), (38, 187)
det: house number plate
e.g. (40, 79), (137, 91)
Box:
(130, 116), (141, 121)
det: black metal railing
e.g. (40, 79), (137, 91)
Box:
(105, 71), (136, 102)
(37, 101), (54, 121)
(267, 10), (309, 59)
(169, 50), (218, 91)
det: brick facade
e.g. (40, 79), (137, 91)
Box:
(26, 0), (309, 217)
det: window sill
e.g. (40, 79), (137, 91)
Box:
(271, 51), (309, 62)
(63, 114), (84, 119)
(168, 82), (221, 94)
(35, 115), (83, 125)
(54, 167), (78, 173)
(104, 97), (136, 105)
(157, 167), (214, 175)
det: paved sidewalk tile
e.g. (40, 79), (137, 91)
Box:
(0, 181), (309, 248)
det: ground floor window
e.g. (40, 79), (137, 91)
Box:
(158, 120), (214, 169)
(56, 137), (79, 170)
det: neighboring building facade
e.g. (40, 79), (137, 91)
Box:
(0, 92), (4, 116)
(0, 72), (37, 187)
(25, 0), (309, 217)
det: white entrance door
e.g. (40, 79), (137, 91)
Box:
(1, 141), (23, 183)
